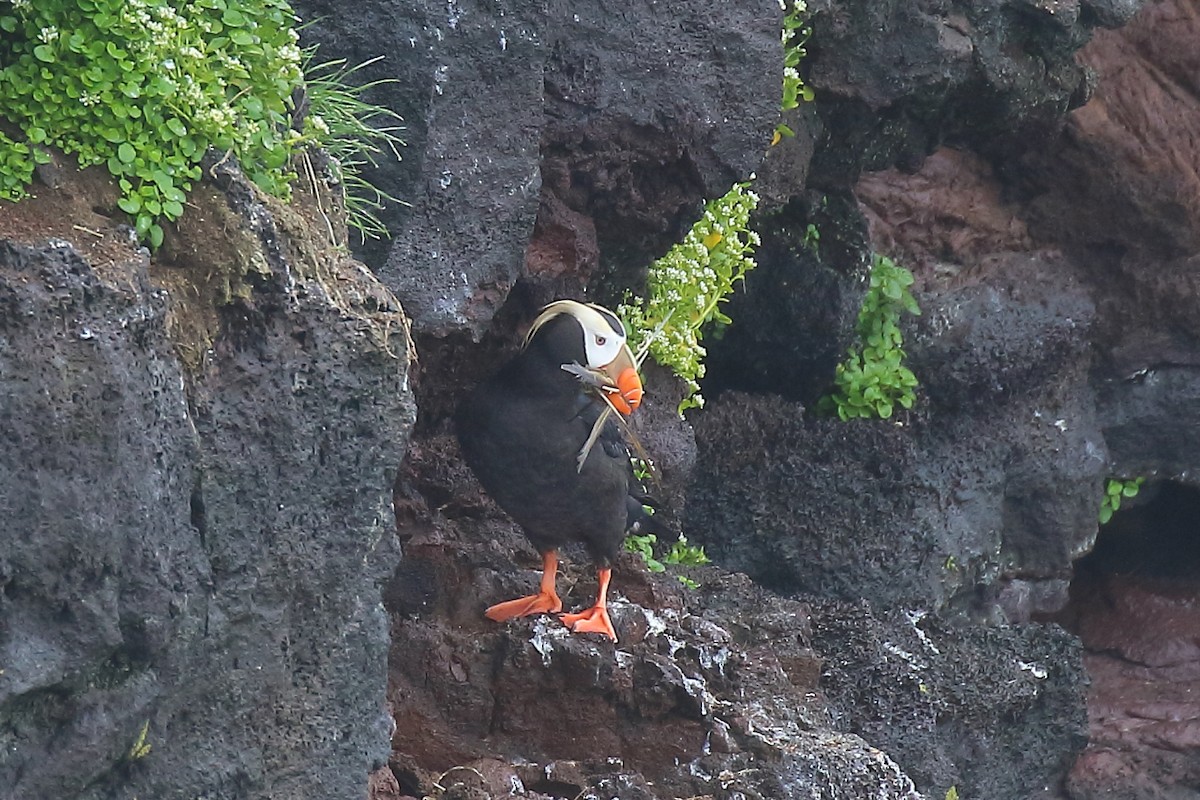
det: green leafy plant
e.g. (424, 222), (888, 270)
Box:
(625, 533), (665, 573)
(0, 133), (50, 199)
(630, 456), (654, 484)
(618, 182), (761, 413)
(296, 51), (405, 243)
(820, 253), (921, 420)
(625, 532), (710, 589)
(773, 0), (814, 143)
(0, 0), (401, 247)
(0, 0), (306, 247)
(1099, 476), (1144, 524)
(802, 221), (820, 255)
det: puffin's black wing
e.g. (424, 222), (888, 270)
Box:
(456, 366), (631, 564)
(569, 390), (629, 460)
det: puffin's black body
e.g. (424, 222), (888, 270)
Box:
(456, 301), (646, 640)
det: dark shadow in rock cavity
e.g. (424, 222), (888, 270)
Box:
(1049, 481), (1200, 800)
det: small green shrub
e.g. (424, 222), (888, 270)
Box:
(1099, 476), (1143, 524)
(0, 0), (306, 247)
(618, 182), (761, 412)
(0, 0), (401, 247)
(820, 253), (921, 420)
(625, 532), (710, 589)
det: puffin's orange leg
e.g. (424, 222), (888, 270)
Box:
(485, 551), (563, 622)
(559, 567), (617, 641)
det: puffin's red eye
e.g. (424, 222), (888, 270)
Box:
(595, 335), (606, 346)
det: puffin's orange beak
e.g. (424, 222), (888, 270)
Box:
(601, 345), (642, 415)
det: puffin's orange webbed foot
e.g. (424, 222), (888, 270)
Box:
(559, 566), (617, 641)
(485, 551), (562, 623)
(559, 604), (617, 641)
(485, 590), (563, 622)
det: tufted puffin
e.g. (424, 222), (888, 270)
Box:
(456, 300), (648, 641)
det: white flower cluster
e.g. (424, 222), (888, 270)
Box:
(0, 0), (309, 220)
(97, 0), (303, 158)
(120, 0), (184, 53)
(278, 41), (302, 65)
(619, 182), (761, 412)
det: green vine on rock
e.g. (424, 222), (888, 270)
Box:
(618, 182), (761, 413)
(773, 0), (814, 144)
(820, 253), (921, 420)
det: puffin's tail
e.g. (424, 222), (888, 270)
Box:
(625, 494), (674, 538)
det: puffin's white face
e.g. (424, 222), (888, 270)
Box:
(574, 303), (627, 369)
(525, 300), (643, 414)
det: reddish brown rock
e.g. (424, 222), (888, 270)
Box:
(856, 148), (1034, 281)
(1062, 570), (1200, 798)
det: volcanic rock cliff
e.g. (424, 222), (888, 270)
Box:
(4, 0), (1200, 798)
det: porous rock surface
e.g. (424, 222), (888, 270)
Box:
(293, 0), (782, 337)
(325, 0), (1139, 797)
(7, 0), (1198, 797)
(387, 429), (1088, 800)
(696, 0), (1200, 797)
(389, 434), (930, 800)
(0, 156), (415, 799)
(692, 246), (1105, 610)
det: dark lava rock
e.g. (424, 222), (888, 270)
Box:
(385, 433), (927, 799)
(1051, 482), (1200, 799)
(809, 600), (1087, 799)
(687, 255), (1108, 613)
(1013, 0), (1200, 485)
(804, 0), (1142, 186)
(0, 162), (414, 799)
(293, 0), (781, 337)
(388, 431), (1087, 799)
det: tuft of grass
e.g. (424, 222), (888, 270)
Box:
(297, 51), (406, 244)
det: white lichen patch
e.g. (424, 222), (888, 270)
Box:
(881, 641), (928, 671)
(528, 616), (571, 667)
(904, 609), (940, 655)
